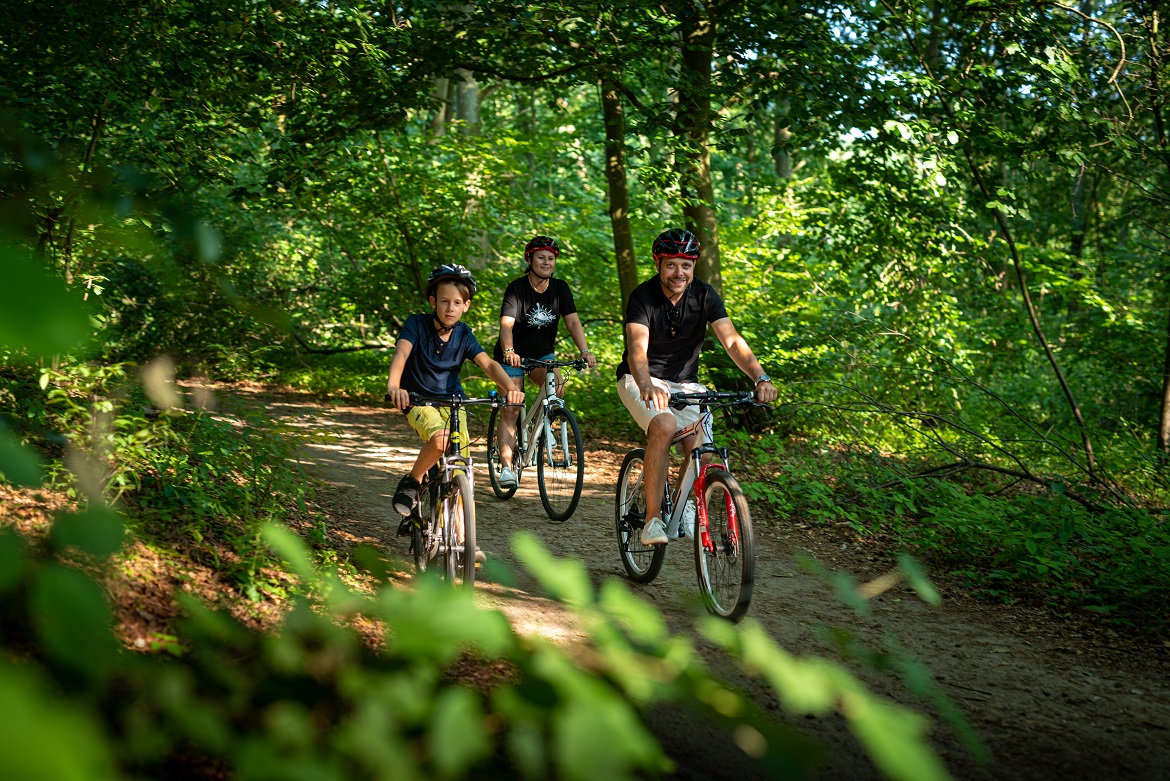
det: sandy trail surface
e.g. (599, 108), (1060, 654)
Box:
(256, 390), (1169, 780)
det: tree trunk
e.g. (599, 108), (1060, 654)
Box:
(601, 79), (639, 311)
(1145, 6), (1170, 452)
(430, 75), (450, 136)
(675, 3), (721, 294)
(773, 103), (792, 180)
(455, 68), (480, 133)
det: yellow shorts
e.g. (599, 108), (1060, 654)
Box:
(406, 405), (470, 459)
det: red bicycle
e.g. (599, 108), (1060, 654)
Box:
(614, 390), (759, 621)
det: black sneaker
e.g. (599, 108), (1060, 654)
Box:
(393, 474), (421, 517)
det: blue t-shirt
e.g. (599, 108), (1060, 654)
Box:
(396, 313), (485, 397)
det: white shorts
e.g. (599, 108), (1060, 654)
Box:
(617, 373), (711, 443)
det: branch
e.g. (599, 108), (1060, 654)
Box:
(453, 61), (590, 83)
(288, 330), (392, 355)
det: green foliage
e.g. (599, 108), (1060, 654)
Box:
(0, 505), (962, 780)
(736, 437), (1170, 635)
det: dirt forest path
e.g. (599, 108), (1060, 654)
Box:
(253, 389), (1169, 781)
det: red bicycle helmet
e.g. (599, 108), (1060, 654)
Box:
(524, 235), (560, 264)
(652, 228), (700, 261)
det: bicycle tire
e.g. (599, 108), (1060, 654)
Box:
(694, 470), (755, 621)
(440, 471), (476, 590)
(486, 406), (519, 500)
(537, 406), (584, 522)
(412, 467), (440, 573)
(614, 448), (665, 583)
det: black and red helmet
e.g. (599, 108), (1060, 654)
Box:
(523, 235), (560, 264)
(426, 263), (477, 299)
(652, 228), (700, 261)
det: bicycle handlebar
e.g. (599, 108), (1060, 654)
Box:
(669, 390), (761, 410)
(406, 393), (515, 408)
(520, 357), (588, 372)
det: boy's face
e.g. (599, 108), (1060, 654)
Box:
(429, 281), (472, 328)
(656, 256), (695, 297)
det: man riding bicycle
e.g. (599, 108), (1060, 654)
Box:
(616, 228), (777, 546)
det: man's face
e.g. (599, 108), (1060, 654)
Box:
(656, 256), (695, 297)
(529, 249), (557, 277)
(429, 282), (471, 327)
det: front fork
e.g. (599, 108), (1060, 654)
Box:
(691, 446), (733, 552)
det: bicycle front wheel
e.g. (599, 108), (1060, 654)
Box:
(443, 471), (476, 590)
(537, 407), (584, 522)
(614, 448), (664, 583)
(694, 470), (755, 621)
(486, 406), (519, 500)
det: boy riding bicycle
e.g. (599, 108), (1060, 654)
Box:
(386, 264), (524, 532)
(493, 235), (597, 488)
(616, 228), (777, 546)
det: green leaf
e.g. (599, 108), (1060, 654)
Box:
(896, 554), (941, 606)
(51, 507), (125, 559)
(0, 241), (93, 357)
(0, 529), (25, 593)
(30, 564), (117, 678)
(0, 430), (44, 487)
(513, 531), (593, 607)
(0, 662), (121, 781)
(261, 523), (316, 582)
(430, 688), (490, 778)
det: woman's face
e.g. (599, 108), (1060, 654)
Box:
(529, 249), (557, 278)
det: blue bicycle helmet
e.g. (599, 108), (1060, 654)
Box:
(426, 263), (477, 299)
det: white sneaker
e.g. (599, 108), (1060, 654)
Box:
(498, 466), (518, 489)
(641, 517), (668, 546)
(680, 500), (696, 539)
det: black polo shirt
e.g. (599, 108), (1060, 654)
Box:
(616, 276), (728, 383)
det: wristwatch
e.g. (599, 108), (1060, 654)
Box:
(755, 374), (771, 385)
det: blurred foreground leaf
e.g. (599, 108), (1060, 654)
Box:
(0, 241), (93, 357)
(0, 429), (43, 486)
(51, 507), (125, 559)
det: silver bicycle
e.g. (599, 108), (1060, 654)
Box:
(405, 392), (508, 589)
(486, 357), (586, 522)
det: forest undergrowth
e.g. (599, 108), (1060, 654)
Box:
(276, 350), (1170, 640)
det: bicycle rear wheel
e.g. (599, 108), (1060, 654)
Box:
(614, 449), (664, 583)
(694, 470), (755, 621)
(486, 406), (519, 500)
(537, 407), (584, 522)
(443, 471), (476, 590)
(412, 467), (440, 573)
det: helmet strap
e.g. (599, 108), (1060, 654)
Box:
(432, 315), (455, 336)
(528, 268), (552, 287)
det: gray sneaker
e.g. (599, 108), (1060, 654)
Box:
(641, 517), (668, 546)
(498, 466), (518, 489)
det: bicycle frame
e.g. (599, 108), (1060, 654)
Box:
(662, 411), (736, 548)
(513, 359), (581, 472)
(411, 394), (499, 558)
(638, 392), (753, 550)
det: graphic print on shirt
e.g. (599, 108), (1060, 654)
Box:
(526, 303), (557, 328)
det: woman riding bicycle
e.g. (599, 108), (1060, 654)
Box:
(616, 228), (777, 546)
(493, 235), (597, 489)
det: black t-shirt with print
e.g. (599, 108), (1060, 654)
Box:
(492, 276), (577, 361)
(616, 276), (729, 383)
